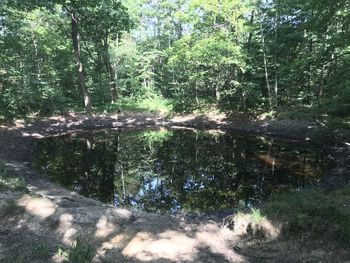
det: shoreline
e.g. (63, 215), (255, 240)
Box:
(1, 113), (350, 262)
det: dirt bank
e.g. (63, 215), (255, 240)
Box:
(1, 112), (350, 262)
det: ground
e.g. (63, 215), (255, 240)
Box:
(0, 112), (350, 262)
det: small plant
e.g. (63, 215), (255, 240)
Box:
(0, 162), (26, 192)
(57, 246), (69, 260)
(250, 207), (264, 223)
(57, 237), (95, 263)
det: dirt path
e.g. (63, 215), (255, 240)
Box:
(1, 112), (350, 262)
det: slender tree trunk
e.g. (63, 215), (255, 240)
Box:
(247, 11), (255, 46)
(215, 86), (220, 102)
(307, 38), (313, 105)
(109, 34), (119, 103)
(30, 27), (41, 82)
(258, 10), (272, 110)
(304, 28), (313, 105)
(317, 65), (325, 108)
(241, 10), (255, 111)
(71, 12), (92, 112)
(274, 9), (278, 108)
(109, 65), (118, 103)
(106, 58), (118, 103)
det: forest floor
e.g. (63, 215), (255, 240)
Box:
(0, 112), (350, 262)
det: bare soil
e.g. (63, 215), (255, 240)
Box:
(1, 112), (350, 262)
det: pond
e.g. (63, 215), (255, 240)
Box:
(33, 128), (328, 214)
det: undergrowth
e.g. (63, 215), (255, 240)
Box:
(0, 162), (26, 192)
(95, 96), (173, 115)
(260, 185), (350, 245)
(57, 237), (96, 263)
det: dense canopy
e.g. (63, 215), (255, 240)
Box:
(1, 0), (350, 117)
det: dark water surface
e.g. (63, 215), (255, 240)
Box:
(33, 129), (328, 213)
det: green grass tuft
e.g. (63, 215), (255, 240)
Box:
(250, 207), (264, 223)
(57, 237), (95, 263)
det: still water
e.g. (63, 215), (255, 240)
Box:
(33, 128), (328, 213)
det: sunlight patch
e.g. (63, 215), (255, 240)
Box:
(122, 231), (197, 261)
(17, 195), (57, 219)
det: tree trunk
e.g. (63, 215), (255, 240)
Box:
(307, 38), (313, 105)
(71, 12), (92, 112)
(258, 10), (272, 110)
(247, 11), (255, 46)
(109, 65), (118, 103)
(274, 9), (278, 107)
(106, 58), (118, 103)
(107, 34), (119, 104)
(30, 26), (41, 82)
(317, 64), (325, 108)
(215, 85), (220, 102)
(240, 11), (255, 111)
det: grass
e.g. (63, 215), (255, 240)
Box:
(0, 162), (26, 192)
(32, 243), (51, 260)
(259, 185), (350, 245)
(249, 207), (264, 223)
(57, 237), (96, 263)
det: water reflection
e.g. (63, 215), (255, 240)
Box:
(33, 129), (328, 213)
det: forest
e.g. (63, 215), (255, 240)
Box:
(1, 1), (350, 262)
(1, 0), (350, 118)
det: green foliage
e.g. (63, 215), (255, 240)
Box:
(0, 0), (131, 118)
(326, 86), (350, 117)
(0, 163), (26, 192)
(249, 207), (264, 223)
(137, 97), (173, 114)
(277, 107), (319, 120)
(57, 237), (95, 263)
(96, 96), (173, 115)
(31, 243), (51, 260)
(142, 130), (173, 146)
(1, 0), (350, 117)
(262, 185), (350, 245)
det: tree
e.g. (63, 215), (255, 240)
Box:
(69, 8), (92, 112)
